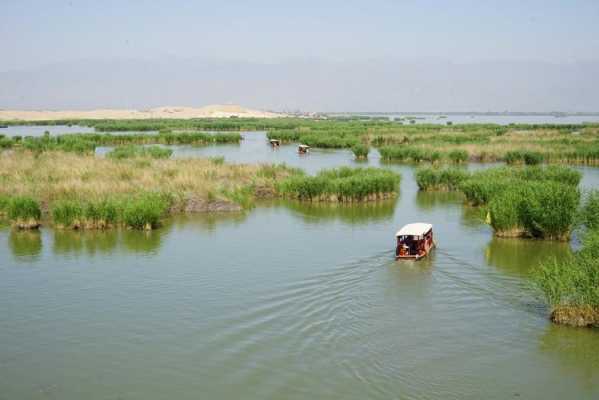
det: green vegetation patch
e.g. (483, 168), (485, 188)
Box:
(351, 144), (369, 159)
(415, 167), (470, 191)
(7, 196), (42, 229)
(533, 231), (599, 327)
(379, 146), (442, 162)
(277, 167), (401, 202)
(107, 145), (173, 160)
(122, 193), (170, 230)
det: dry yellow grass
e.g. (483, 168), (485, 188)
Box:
(0, 151), (294, 210)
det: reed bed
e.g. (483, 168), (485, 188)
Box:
(414, 165), (582, 240)
(580, 190), (599, 231)
(460, 166), (581, 206)
(7, 197), (42, 229)
(487, 181), (579, 240)
(458, 166), (581, 240)
(379, 146), (442, 163)
(351, 144), (369, 159)
(505, 150), (544, 165)
(415, 167), (470, 191)
(533, 231), (599, 327)
(3, 119), (599, 165)
(0, 131), (241, 154)
(107, 145), (173, 159)
(0, 151), (298, 229)
(277, 167), (401, 202)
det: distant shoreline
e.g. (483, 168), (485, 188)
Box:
(0, 104), (283, 121)
(325, 111), (599, 116)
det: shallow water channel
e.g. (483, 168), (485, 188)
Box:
(1, 132), (599, 399)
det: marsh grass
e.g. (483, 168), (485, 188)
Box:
(505, 150), (544, 165)
(52, 200), (84, 229)
(3, 120), (599, 165)
(533, 231), (599, 327)
(351, 144), (369, 159)
(415, 167), (469, 191)
(7, 197), (42, 229)
(122, 193), (170, 230)
(3, 131), (241, 155)
(0, 151), (299, 229)
(379, 145), (441, 163)
(460, 166), (581, 206)
(459, 167), (581, 240)
(448, 149), (469, 163)
(0, 194), (9, 215)
(581, 190), (599, 230)
(107, 145), (173, 160)
(277, 167), (400, 202)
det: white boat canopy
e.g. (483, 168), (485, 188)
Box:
(396, 223), (433, 237)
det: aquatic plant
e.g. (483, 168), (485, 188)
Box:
(52, 200), (84, 229)
(379, 146), (441, 163)
(486, 181), (579, 240)
(7, 196), (42, 229)
(11, 131), (241, 155)
(266, 130), (301, 142)
(519, 181), (579, 240)
(278, 167), (400, 202)
(0, 151), (301, 229)
(3, 119), (599, 166)
(299, 134), (359, 149)
(580, 190), (599, 230)
(523, 151), (544, 165)
(415, 167), (470, 191)
(454, 165), (581, 239)
(107, 145), (173, 160)
(488, 188), (525, 237)
(122, 193), (170, 230)
(209, 156), (225, 165)
(533, 231), (599, 327)
(52, 199), (119, 230)
(448, 149), (469, 163)
(351, 144), (369, 159)
(0, 194), (9, 215)
(0, 137), (13, 149)
(83, 199), (119, 228)
(460, 166), (581, 206)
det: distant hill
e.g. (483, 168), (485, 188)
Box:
(0, 104), (283, 121)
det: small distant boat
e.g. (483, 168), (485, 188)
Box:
(298, 144), (310, 154)
(395, 223), (435, 260)
(269, 139), (281, 147)
(0, 125), (8, 129)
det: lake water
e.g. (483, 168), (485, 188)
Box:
(1, 133), (599, 399)
(0, 125), (95, 137)
(2, 113), (599, 138)
(332, 114), (599, 125)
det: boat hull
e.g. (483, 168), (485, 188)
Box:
(395, 243), (435, 261)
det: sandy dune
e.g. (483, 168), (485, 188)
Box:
(0, 104), (283, 121)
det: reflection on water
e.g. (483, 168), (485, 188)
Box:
(485, 237), (572, 277)
(53, 229), (119, 256)
(9, 230), (42, 261)
(540, 324), (599, 388)
(12, 213), (252, 258)
(460, 205), (487, 228)
(415, 191), (463, 210)
(168, 212), (249, 233)
(121, 229), (165, 254)
(278, 199), (396, 224)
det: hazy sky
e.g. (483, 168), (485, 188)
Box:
(1, 0), (598, 111)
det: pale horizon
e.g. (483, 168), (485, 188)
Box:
(2, 0), (599, 112)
